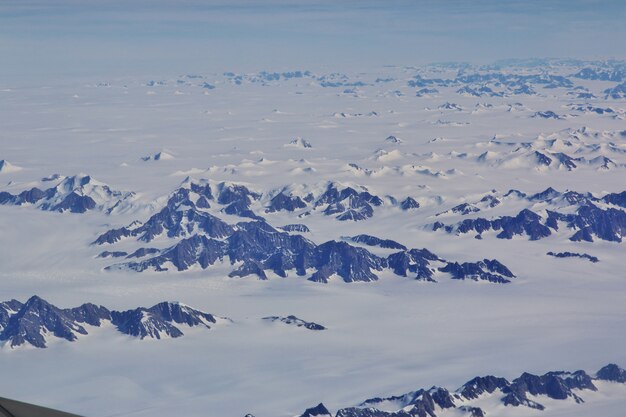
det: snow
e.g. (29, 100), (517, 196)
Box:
(142, 151), (175, 162)
(0, 159), (22, 174)
(0, 62), (625, 417)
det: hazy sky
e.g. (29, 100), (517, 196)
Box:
(1, 0), (625, 78)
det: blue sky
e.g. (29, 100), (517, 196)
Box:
(1, 0), (625, 78)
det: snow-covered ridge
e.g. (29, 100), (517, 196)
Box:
(93, 178), (515, 283)
(291, 364), (626, 417)
(0, 296), (225, 349)
(0, 174), (139, 214)
(432, 186), (626, 243)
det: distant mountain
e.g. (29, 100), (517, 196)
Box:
(111, 302), (219, 340)
(604, 82), (626, 99)
(294, 364), (626, 417)
(86, 176), (516, 283)
(434, 187), (626, 243)
(93, 178), (267, 245)
(457, 85), (503, 97)
(266, 192), (308, 213)
(298, 403), (333, 417)
(0, 296), (106, 348)
(0, 159), (22, 174)
(0, 299), (23, 331)
(569, 104), (619, 116)
(141, 151), (175, 161)
(547, 251), (599, 263)
(265, 181), (389, 221)
(400, 197), (419, 210)
(262, 315), (326, 331)
(0, 174), (137, 214)
(104, 215), (514, 283)
(532, 110), (563, 120)
(345, 234), (407, 250)
(94, 191), (233, 245)
(285, 138), (313, 149)
(574, 67), (626, 82)
(313, 182), (384, 221)
(0, 296), (224, 348)
(438, 102), (463, 111)
(279, 224), (310, 233)
(463, 127), (626, 172)
(94, 180), (414, 261)
(407, 70), (571, 93)
(385, 135), (403, 144)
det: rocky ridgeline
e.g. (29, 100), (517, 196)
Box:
(287, 364), (626, 417)
(0, 174), (136, 214)
(547, 251), (599, 263)
(262, 315), (326, 331)
(103, 219), (514, 284)
(0, 296), (222, 348)
(434, 187), (626, 243)
(466, 127), (626, 172)
(96, 179), (515, 284)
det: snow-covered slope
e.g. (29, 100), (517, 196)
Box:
(0, 159), (22, 174)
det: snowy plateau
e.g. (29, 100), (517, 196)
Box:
(1, 60), (626, 417)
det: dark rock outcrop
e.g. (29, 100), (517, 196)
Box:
(604, 82), (626, 99)
(439, 259), (515, 283)
(117, 235), (227, 272)
(0, 296), (94, 348)
(553, 203), (626, 243)
(502, 370), (596, 408)
(0, 299), (23, 330)
(450, 203), (480, 215)
(266, 192), (307, 213)
(597, 364), (626, 383)
(111, 302), (217, 339)
(98, 251), (128, 258)
(309, 241), (385, 283)
(387, 249), (442, 281)
(299, 403), (333, 417)
(126, 247), (160, 259)
(400, 197), (420, 210)
(95, 197), (233, 245)
(458, 375), (510, 400)
(347, 235), (407, 250)
(442, 209), (552, 241)
(547, 251), (599, 263)
(279, 224), (311, 233)
(315, 183), (383, 222)
(602, 191), (626, 208)
(263, 315), (326, 331)
(533, 111), (562, 120)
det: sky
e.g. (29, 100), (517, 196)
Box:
(1, 0), (625, 78)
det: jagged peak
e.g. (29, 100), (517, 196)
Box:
(316, 364), (624, 417)
(0, 296), (224, 348)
